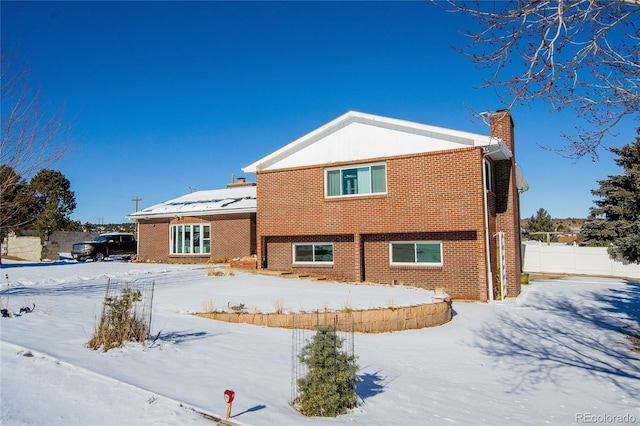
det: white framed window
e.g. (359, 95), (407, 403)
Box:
(293, 243), (334, 264)
(170, 224), (211, 255)
(390, 241), (443, 266)
(483, 158), (494, 193)
(325, 162), (387, 197)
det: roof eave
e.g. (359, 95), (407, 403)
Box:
(483, 137), (512, 161)
(127, 206), (256, 221)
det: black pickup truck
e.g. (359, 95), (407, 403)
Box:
(71, 233), (137, 262)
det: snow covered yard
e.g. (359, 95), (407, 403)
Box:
(1, 260), (639, 425)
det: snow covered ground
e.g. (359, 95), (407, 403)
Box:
(1, 259), (639, 425)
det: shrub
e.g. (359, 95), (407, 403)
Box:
(296, 326), (359, 417)
(88, 284), (149, 351)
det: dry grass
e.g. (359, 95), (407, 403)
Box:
(273, 298), (285, 314)
(207, 267), (225, 276)
(207, 266), (234, 276)
(625, 335), (640, 353)
(88, 282), (152, 352)
(202, 298), (216, 313)
(88, 313), (147, 351)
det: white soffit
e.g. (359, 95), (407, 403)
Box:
(484, 137), (513, 161)
(243, 111), (494, 173)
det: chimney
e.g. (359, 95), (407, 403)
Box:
(490, 110), (515, 155)
(489, 108), (523, 299)
(226, 176), (255, 188)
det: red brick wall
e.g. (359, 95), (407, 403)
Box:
(264, 235), (356, 281)
(137, 219), (169, 262)
(362, 231), (486, 300)
(491, 110), (523, 298)
(136, 213), (255, 264)
(208, 213), (256, 262)
(256, 148), (492, 300)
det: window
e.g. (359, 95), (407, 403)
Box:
(293, 243), (334, 264)
(170, 224), (211, 255)
(484, 158), (493, 193)
(390, 241), (442, 266)
(326, 163), (386, 197)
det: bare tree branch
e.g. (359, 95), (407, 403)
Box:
(1, 48), (74, 234)
(431, 0), (640, 159)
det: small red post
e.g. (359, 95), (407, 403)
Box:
(224, 389), (235, 419)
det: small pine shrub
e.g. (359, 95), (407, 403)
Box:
(88, 285), (148, 351)
(296, 326), (359, 417)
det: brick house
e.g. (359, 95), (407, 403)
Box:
(242, 110), (528, 301)
(127, 180), (256, 263)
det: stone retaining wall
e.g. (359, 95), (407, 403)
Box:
(196, 298), (452, 333)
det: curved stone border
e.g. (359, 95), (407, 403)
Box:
(196, 298), (453, 333)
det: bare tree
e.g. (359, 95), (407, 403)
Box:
(1, 50), (73, 236)
(431, 0), (639, 159)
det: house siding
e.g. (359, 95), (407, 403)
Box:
(207, 213), (256, 262)
(137, 219), (170, 262)
(256, 147), (494, 300)
(362, 231), (485, 300)
(264, 234), (356, 281)
(136, 213), (256, 264)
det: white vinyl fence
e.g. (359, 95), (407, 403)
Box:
(522, 242), (640, 279)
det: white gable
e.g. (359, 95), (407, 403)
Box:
(127, 185), (256, 220)
(243, 111), (509, 173)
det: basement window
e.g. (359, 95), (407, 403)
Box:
(390, 241), (442, 266)
(293, 243), (334, 264)
(325, 162), (386, 197)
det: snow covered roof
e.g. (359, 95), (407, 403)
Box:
(243, 110), (512, 173)
(127, 185), (256, 220)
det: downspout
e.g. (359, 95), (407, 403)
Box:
(134, 219), (140, 261)
(482, 157), (495, 301)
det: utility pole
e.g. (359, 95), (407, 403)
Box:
(132, 196), (142, 212)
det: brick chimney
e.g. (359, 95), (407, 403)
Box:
(489, 109), (515, 155)
(227, 176), (256, 188)
(488, 109), (523, 299)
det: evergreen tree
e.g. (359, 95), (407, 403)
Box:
(30, 169), (76, 238)
(0, 165), (39, 236)
(581, 131), (640, 264)
(526, 208), (556, 242)
(297, 326), (359, 417)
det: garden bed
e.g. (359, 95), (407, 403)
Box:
(196, 297), (453, 333)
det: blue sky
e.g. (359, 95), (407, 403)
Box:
(2, 1), (635, 224)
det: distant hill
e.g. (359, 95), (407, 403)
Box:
(521, 218), (585, 233)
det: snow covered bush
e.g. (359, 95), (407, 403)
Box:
(296, 326), (359, 417)
(88, 283), (150, 351)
